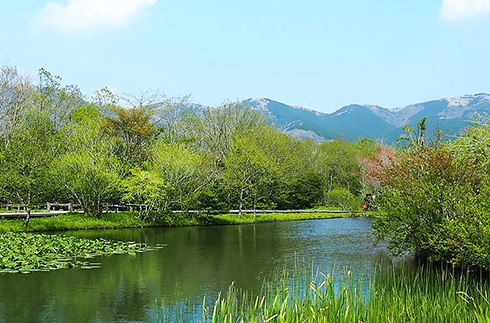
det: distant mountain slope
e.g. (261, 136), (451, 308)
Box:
(242, 94), (490, 143)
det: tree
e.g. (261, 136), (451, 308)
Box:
(54, 106), (122, 217)
(0, 109), (58, 225)
(395, 117), (444, 151)
(327, 188), (358, 214)
(196, 102), (268, 166)
(148, 140), (212, 210)
(0, 66), (34, 147)
(121, 169), (168, 220)
(36, 68), (84, 129)
(372, 123), (490, 268)
(155, 95), (199, 145)
(315, 140), (361, 204)
(223, 128), (277, 216)
(104, 104), (157, 169)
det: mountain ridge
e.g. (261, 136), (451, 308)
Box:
(242, 93), (490, 143)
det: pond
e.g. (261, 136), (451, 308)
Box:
(0, 217), (390, 322)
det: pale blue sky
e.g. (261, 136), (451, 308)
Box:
(1, 0), (490, 112)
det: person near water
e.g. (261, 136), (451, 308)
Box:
(363, 193), (373, 211)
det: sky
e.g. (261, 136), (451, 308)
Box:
(1, 0), (490, 113)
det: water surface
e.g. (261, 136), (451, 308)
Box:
(0, 217), (388, 322)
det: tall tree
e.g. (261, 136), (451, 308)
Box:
(223, 128), (277, 216)
(54, 106), (122, 217)
(0, 66), (34, 147)
(197, 102), (268, 166)
(105, 105), (157, 169)
(0, 109), (58, 225)
(148, 140), (212, 210)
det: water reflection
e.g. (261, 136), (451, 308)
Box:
(0, 218), (388, 322)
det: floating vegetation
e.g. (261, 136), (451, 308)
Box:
(0, 232), (165, 274)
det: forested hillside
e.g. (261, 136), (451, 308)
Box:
(0, 66), (386, 218)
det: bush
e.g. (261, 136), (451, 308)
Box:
(327, 188), (359, 214)
(373, 140), (490, 269)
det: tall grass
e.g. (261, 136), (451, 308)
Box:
(161, 263), (490, 322)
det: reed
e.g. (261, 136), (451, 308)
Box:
(163, 263), (490, 322)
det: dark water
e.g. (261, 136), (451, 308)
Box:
(0, 217), (389, 322)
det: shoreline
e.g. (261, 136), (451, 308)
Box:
(0, 211), (370, 234)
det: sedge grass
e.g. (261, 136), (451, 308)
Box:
(159, 263), (490, 322)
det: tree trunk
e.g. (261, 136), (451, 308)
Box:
(238, 188), (244, 218)
(24, 208), (31, 227)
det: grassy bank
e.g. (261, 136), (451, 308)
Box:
(161, 264), (490, 322)
(0, 211), (356, 233)
(212, 211), (353, 225)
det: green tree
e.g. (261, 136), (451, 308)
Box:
(0, 109), (58, 225)
(105, 105), (157, 169)
(373, 124), (490, 268)
(196, 102), (268, 166)
(315, 140), (360, 204)
(121, 169), (168, 220)
(327, 187), (359, 214)
(54, 106), (122, 217)
(223, 128), (277, 216)
(0, 66), (34, 147)
(36, 68), (84, 129)
(148, 140), (211, 210)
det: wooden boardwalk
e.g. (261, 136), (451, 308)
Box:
(0, 203), (349, 219)
(0, 211), (70, 219)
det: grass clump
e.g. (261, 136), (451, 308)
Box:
(0, 232), (164, 273)
(164, 264), (490, 322)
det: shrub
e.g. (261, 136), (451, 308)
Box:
(373, 142), (490, 269)
(327, 188), (359, 214)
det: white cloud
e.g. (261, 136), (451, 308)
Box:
(440, 0), (490, 22)
(34, 0), (157, 32)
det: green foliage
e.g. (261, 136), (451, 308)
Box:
(121, 169), (168, 220)
(54, 106), (123, 217)
(373, 120), (490, 268)
(0, 65), (384, 222)
(0, 232), (162, 273)
(224, 127), (278, 214)
(148, 140), (210, 210)
(104, 104), (157, 169)
(0, 109), (59, 221)
(163, 264), (490, 322)
(327, 187), (359, 214)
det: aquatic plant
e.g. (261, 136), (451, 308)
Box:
(160, 263), (490, 322)
(0, 232), (165, 273)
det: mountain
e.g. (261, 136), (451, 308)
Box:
(242, 93), (490, 143)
